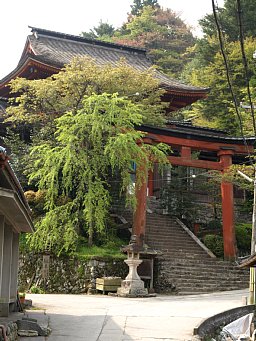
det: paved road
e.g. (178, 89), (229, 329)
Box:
(22, 289), (248, 341)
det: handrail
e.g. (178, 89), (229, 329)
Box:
(176, 218), (216, 259)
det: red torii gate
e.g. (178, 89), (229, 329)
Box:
(133, 124), (255, 260)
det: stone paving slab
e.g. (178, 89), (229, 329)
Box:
(17, 290), (249, 341)
(18, 310), (49, 341)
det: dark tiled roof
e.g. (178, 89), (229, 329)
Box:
(238, 254), (256, 268)
(14, 27), (207, 94)
(166, 121), (228, 136)
(138, 124), (256, 145)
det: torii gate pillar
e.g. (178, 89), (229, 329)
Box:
(133, 165), (148, 247)
(218, 150), (236, 260)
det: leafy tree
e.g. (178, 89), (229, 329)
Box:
(200, 0), (256, 42)
(192, 0), (256, 72)
(114, 6), (195, 77)
(27, 93), (169, 253)
(6, 57), (169, 254)
(182, 37), (256, 134)
(81, 20), (115, 39)
(7, 57), (165, 126)
(80, 5), (195, 78)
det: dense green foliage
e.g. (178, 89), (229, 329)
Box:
(27, 93), (168, 253)
(236, 223), (252, 254)
(200, 0), (256, 41)
(7, 59), (169, 255)
(7, 58), (165, 126)
(182, 0), (256, 134)
(203, 234), (224, 258)
(183, 37), (256, 134)
(203, 223), (252, 258)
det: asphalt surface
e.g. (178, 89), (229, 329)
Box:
(19, 289), (249, 341)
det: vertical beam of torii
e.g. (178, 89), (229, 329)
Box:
(133, 163), (148, 247)
(218, 150), (236, 260)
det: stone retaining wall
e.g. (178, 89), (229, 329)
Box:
(18, 253), (127, 294)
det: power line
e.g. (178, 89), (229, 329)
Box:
(211, 0), (255, 169)
(237, 0), (256, 137)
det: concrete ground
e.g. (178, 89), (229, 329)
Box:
(18, 289), (249, 341)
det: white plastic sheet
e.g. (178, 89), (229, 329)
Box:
(222, 313), (253, 340)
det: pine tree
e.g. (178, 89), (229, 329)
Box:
(130, 0), (159, 15)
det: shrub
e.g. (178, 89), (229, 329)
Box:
(235, 223), (251, 255)
(203, 234), (224, 258)
(30, 285), (45, 294)
(207, 219), (222, 230)
(203, 224), (251, 258)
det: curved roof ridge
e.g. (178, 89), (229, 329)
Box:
(29, 26), (147, 55)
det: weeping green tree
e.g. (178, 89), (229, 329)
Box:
(27, 93), (169, 253)
(5, 57), (169, 255)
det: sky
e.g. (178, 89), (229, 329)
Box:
(0, 0), (224, 79)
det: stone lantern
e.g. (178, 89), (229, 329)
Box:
(117, 235), (148, 297)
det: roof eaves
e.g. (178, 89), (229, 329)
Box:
(238, 254), (256, 268)
(159, 81), (211, 96)
(0, 55), (60, 88)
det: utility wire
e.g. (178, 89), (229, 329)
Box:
(236, 0), (256, 137)
(212, 0), (244, 137)
(211, 0), (255, 169)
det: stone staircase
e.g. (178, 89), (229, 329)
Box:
(144, 213), (250, 294)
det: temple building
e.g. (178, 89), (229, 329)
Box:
(0, 27), (254, 293)
(0, 26), (208, 109)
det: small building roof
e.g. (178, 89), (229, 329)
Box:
(0, 149), (33, 233)
(0, 27), (209, 110)
(238, 254), (256, 268)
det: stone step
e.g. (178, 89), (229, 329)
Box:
(159, 255), (212, 261)
(151, 246), (208, 253)
(164, 277), (248, 285)
(159, 261), (247, 271)
(145, 234), (198, 245)
(164, 277), (248, 286)
(146, 232), (201, 240)
(161, 270), (248, 280)
(161, 262), (248, 271)
(146, 238), (204, 245)
(176, 285), (248, 295)
(144, 213), (246, 294)
(159, 270), (248, 280)
(169, 280), (249, 290)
